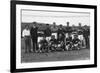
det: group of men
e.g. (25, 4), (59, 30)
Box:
(22, 22), (90, 53)
(22, 23), (38, 53)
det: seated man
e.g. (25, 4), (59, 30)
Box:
(57, 34), (65, 51)
(49, 35), (57, 51)
(72, 34), (81, 50)
(65, 35), (72, 50)
(39, 36), (48, 52)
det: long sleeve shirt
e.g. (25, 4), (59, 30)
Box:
(22, 29), (30, 37)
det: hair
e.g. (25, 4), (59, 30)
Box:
(25, 25), (29, 28)
(51, 35), (55, 37)
(53, 22), (56, 24)
(67, 22), (69, 24)
(74, 34), (78, 37)
(43, 35), (46, 38)
(46, 24), (49, 26)
(33, 22), (37, 24)
(59, 24), (62, 27)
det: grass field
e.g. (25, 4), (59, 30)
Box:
(21, 49), (90, 63)
(21, 38), (90, 63)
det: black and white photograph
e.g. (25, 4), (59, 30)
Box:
(21, 9), (90, 63)
(11, 1), (97, 72)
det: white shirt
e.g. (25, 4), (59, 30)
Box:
(22, 29), (30, 37)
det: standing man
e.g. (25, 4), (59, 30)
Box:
(66, 22), (72, 36)
(57, 25), (66, 51)
(57, 24), (65, 42)
(22, 25), (31, 53)
(83, 25), (90, 49)
(78, 23), (84, 48)
(30, 22), (38, 53)
(51, 22), (58, 39)
(51, 22), (58, 32)
(44, 24), (51, 41)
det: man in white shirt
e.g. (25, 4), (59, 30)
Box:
(22, 25), (31, 53)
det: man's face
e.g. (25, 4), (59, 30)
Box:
(59, 26), (61, 29)
(53, 24), (56, 27)
(68, 35), (70, 38)
(43, 37), (46, 40)
(74, 35), (78, 39)
(47, 25), (49, 28)
(53, 23), (56, 26)
(33, 25), (36, 28)
(52, 36), (55, 39)
(59, 34), (62, 38)
(26, 26), (28, 29)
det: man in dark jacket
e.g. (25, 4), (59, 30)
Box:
(30, 23), (38, 53)
(66, 22), (72, 36)
(44, 24), (51, 41)
(83, 26), (90, 49)
(57, 25), (65, 42)
(72, 34), (81, 50)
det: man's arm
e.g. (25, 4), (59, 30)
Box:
(22, 29), (25, 38)
(30, 27), (33, 35)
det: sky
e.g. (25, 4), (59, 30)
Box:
(21, 10), (90, 26)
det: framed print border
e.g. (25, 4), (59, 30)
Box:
(10, 0), (97, 73)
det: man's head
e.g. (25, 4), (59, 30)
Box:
(59, 24), (63, 29)
(43, 36), (46, 40)
(83, 25), (88, 30)
(68, 34), (71, 38)
(74, 34), (78, 39)
(46, 24), (49, 28)
(32, 24), (36, 28)
(33, 22), (37, 28)
(53, 22), (56, 26)
(67, 22), (69, 27)
(59, 34), (62, 39)
(51, 35), (55, 39)
(25, 25), (29, 30)
(79, 23), (82, 27)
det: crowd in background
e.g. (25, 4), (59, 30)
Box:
(22, 22), (90, 53)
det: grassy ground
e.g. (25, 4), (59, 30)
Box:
(21, 38), (90, 63)
(21, 49), (90, 63)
